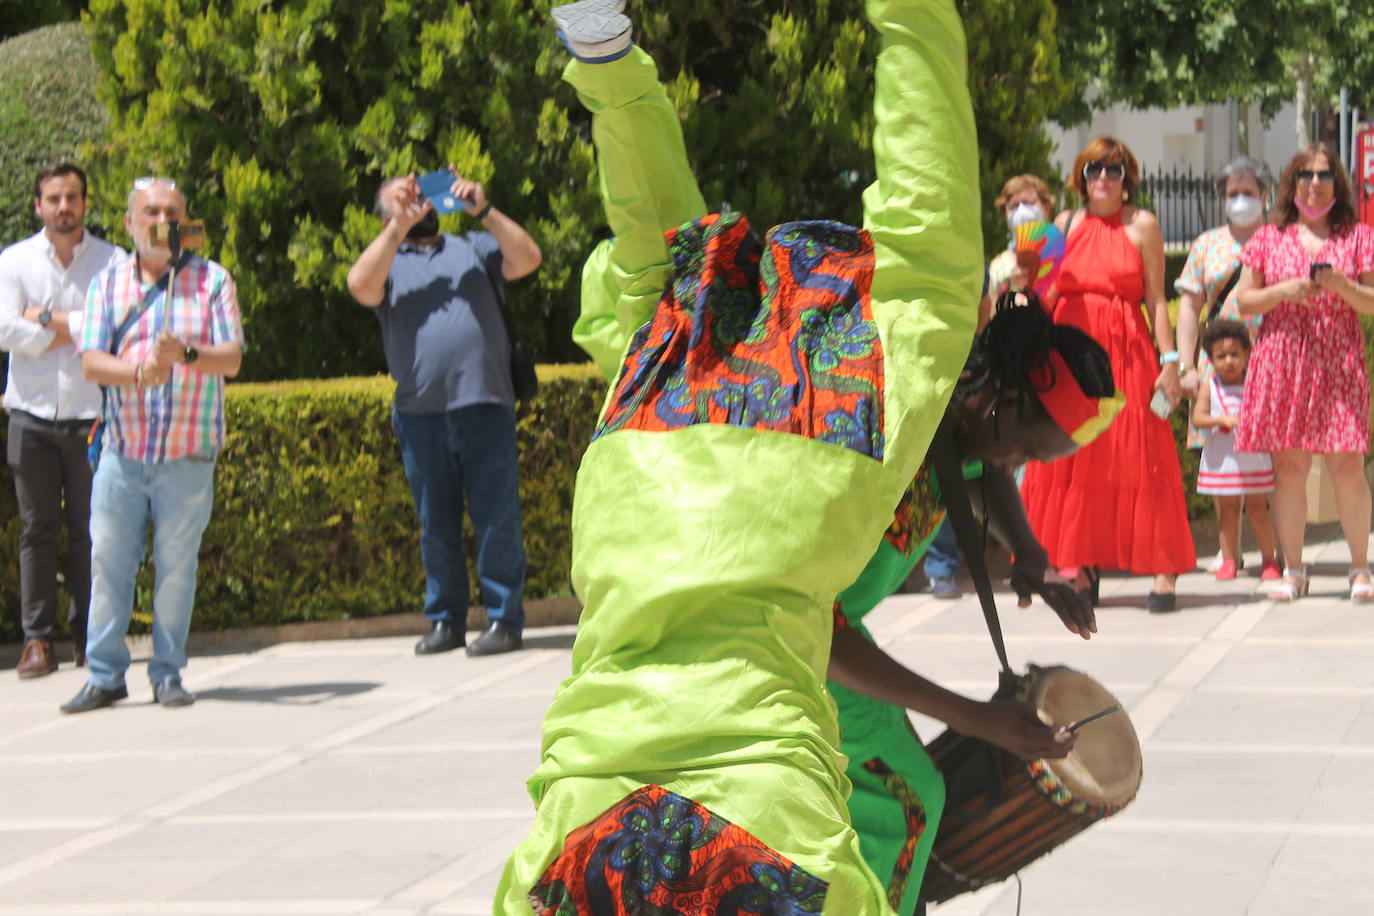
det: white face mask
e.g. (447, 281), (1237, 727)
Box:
(1225, 194), (1263, 227)
(1007, 202), (1046, 229)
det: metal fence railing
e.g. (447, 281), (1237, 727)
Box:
(1138, 166), (1222, 251)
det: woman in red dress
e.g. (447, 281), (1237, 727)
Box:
(1235, 145), (1374, 603)
(1021, 136), (1195, 611)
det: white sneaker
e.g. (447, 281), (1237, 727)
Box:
(553, 0), (632, 62)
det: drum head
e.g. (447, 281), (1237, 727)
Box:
(1028, 666), (1142, 807)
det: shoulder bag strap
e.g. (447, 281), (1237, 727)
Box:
(1206, 265), (1243, 322)
(930, 418), (1013, 675)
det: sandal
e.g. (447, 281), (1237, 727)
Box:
(1267, 567), (1308, 602)
(1349, 568), (1374, 603)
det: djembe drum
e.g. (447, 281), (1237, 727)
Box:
(920, 664), (1142, 904)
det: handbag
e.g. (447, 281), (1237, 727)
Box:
(474, 242), (539, 403)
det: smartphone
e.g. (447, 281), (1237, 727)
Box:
(152, 219), (206, 251)
(416, 169), (471, 214)
(1149, 388), (1172, 419)
(1309, 261), (1331, 281)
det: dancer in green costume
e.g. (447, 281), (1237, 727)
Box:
(826, 295), (1122, 914)
(497, 2), (1080, 913)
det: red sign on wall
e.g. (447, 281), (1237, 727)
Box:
(1359, 128), (1374, 227)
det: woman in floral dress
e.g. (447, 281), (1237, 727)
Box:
(1235, 144), (1374, 602)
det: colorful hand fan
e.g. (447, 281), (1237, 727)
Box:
(1012, 219), (1066, 297)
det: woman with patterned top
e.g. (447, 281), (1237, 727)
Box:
(1174, 157), (1279, 579)
(1235, 145), (1374, 603)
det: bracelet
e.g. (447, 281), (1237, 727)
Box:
(1159, 350), (1180, 366)
(474, 202), (493, 220)
(133, 363), (145, 389)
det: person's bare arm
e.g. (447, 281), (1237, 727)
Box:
(1315, 267), (1374, 316)
(1134, 210), (1180, 404)
(347, 177), (427, 307)
(1175, 289), (1203, 397)
(1236, 266), (1316, 315)
(828, 626), (1074, 759)
(448, 169), (542, 281)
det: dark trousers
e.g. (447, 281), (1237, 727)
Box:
(7, 411), (93, 643)
(392, 403), (527, 632)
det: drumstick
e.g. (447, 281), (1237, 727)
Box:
(1066, 704), (1120, 733)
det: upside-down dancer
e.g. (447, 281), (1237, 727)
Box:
(499, 1), (1111, 912)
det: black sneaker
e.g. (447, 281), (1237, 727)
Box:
(415, 620), (465, 655)
(59, 682), (129, 714)
(466, 622), (522, 657)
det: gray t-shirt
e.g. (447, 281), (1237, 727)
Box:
(379, 232), (513, 414)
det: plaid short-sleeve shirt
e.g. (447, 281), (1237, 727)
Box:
(80, 253), (243, 463)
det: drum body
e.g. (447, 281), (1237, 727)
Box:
(920, 665), (1142, 904)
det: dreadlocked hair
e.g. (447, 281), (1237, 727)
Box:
(955, 289), (1114, 425)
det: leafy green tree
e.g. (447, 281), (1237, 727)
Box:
(84, 0), (1072, 379)
(0, 2), (84, 41)
(1053, 1), (1374, 148)
(0, 23), (109, 248)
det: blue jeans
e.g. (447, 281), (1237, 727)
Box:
(85, 449), (217, 688)
(392, 403), (526, 633)
(923, 516), (960, 580)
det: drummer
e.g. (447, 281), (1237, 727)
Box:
(829, 294), (1123, 914)
(498, 1), (1112, 911)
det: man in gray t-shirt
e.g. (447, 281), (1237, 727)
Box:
(347, 170), (542, 657)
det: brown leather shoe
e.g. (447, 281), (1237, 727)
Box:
(17, 639), (57, 679)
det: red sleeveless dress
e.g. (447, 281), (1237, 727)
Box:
(1021, 211), (1196, 575)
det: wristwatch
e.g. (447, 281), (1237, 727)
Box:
(183, 345), (199, 365)
(38, 308), (52, 328)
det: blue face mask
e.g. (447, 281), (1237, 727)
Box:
(1007, 202), (1046, 229)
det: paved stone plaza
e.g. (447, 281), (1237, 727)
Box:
(1, 530), (1371, 915)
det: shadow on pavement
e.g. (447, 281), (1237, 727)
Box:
(521, 631), (577, 651)
(196, 682), (381, 705)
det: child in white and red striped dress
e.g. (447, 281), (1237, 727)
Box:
(1192, 320), (1279, 581)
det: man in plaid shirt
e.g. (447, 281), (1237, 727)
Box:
(60, 177), (243, 714)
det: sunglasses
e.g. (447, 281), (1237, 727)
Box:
(132, 176), (177, 191)
(1082, 161), (1125, 182)
(1294, 168), (1335, 184)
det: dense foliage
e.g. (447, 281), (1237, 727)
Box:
(0, 366), (603, 644)
(79, 0), (1077, 381)
(0, 23), (110, 248)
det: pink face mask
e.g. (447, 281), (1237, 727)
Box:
(1295, 198), (1334, 221)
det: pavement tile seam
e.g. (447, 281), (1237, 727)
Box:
(384, 821), (531, 906)
(170, 810), (531, 825)
(1105, 817), (1374, 838)
(1146, 743), (1374, 756)
(0, 649), (557, 895)
(0, 747), (282, 765)
(0, 901), (381, 914)
(333, 742), (539, 756)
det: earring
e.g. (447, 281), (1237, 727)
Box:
(1123, 190), (1130, 201)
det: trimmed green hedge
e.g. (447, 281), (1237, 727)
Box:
(0, 22), (109, 248)
(0, 365), (604, 644)
(0, 359), (1243, 644)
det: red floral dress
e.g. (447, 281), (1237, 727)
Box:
(1236, 222), (1374, 454)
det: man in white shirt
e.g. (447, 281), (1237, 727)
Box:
(0, 163), (124, 678)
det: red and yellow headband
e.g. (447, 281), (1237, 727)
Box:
(1029, 350), (1124, 446)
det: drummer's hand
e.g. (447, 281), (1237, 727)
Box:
(1010, 569), (1096, 640)
(969, 698), (1075, 761)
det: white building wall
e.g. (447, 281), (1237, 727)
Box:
(1043, 100), (1300, 184)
